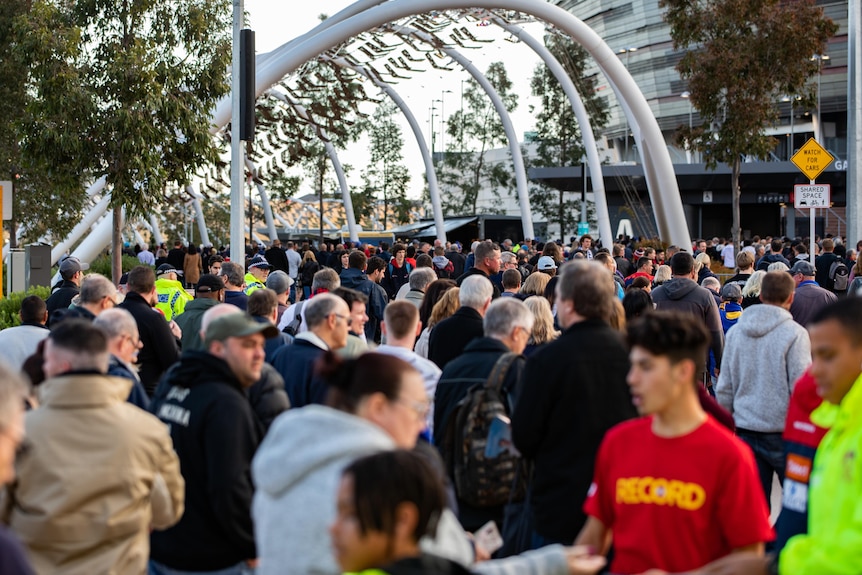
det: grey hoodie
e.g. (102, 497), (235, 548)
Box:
(652, 277), (725, 367)
(252, 405), (570, 575)
(715, 304), (810, 432)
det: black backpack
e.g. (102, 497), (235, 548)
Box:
(282, 301), (305, 336)
(442, 353), (525, 508)
(829, 259), (850, 291)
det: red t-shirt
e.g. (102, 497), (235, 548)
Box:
(583, 415), (773, 574)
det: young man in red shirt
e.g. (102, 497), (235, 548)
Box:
(575, 310), (773, 574)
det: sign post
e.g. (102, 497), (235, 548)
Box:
(790, 138), (834, 245)
(0, 181), (12, 299)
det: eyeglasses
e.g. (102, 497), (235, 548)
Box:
(396, 398), (431, 420)
(104, 295), (119, 308)
(125, 334), (143, 349)
(331, 313), (352, 327)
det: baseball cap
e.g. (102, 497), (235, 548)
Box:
(196, 274), (224, 294)
(266, 270), (293, 294)
(537, 256), (558, 270)
(157, 264), (178, 276)
(789, 260), (815, 276)
(720, 282), (742, 301)
(59, 256), (89, 275)
(248, 254), (272, 270)
(204, 313), (278, 346)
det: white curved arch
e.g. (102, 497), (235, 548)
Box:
(265, 90), (359, 242)
(494, 19), (613, 245)
(220, 0), (691, 249)
(324, 56), (448, 244)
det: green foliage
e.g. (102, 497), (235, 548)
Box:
(85, 255), (147, 278)
(359, 102), (412, 228)
(0, 286), (51, 330)
(7, 0), (232, 241)
(526, 34), (609, 241)
(438, 62), (518, 215)
(662, 0), (836, 248)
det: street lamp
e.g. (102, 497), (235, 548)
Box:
(811, 54), (830, 143)
(781, 94), (801, 160)
(618, 47), (637, 161)
(429, 104), (438, 159)
(440, 89), (452, 159)
(681, 91), (693, 163)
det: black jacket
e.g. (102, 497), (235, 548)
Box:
(45, 280), (80, 326)
(339, 268), (388, 343)
(428, 307), (485, 369)
(651, 277), (724, 368)
(511, 320), (636, 543)
(756, 252), (791, 271)
(264, 246), (290, 274)
(380, 553), (473, 575)
(118, 291), (180, 396)
(247, 364), (290, 434)
(149, 351), (262, 571)
(433, 337), (525, 531)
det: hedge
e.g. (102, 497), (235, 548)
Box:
(0, 286), (52, 330)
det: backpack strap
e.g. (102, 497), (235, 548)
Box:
(485, 352), (520, 393)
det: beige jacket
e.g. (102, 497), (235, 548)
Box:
(1, 374), (184, 575)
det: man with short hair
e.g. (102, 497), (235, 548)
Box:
(284, 241), (302, 303)
(166, 240), (186, 275)
(429, 275), (493, 369)
(402, 267), (437, 308)
(265, 270), (293, 325)
(244, 255), (272, 295)
(331, 287), (369, 358)
(0, 295), (49, 371)
(717, 271), (811, 510)
(270, 293), (351, 407)
(789, 260), (837, 326)
(149, 312), (277, 575)
(613, 243), (633, 277)
(702, 276), (722, 306)
(207, 254), (224, 276)
(337, 250), (387, 344)
(264, 239), (290, 275)
(501, 268), (521, 296)
(45, 255), (89, 325)
(814, 237), (842, 293)
(248, 288), (291, 363)
(155, 264), (193, 321)
(432, 245), (455, 279)
(118, 266), (181, 396)
(726, 251), (756, 288)
(445, 241), (467, 277)
(276, 268), (341, 334)
(94, 307), (150, 409)
(4, 320), (183, 574)
(574, 234), (595, 259)
(651, 252), (724, 377)
(221, 261), (249, 310)
(624, 255), (655, 287)
(456, 241), (502, 298)
(575, 311), (772, 573)
(138, 244), (156, 266)
(512, 260), (637, 546)
(757, 239), (791, 271)
(434, 297), (533, 531)
(375, 300), (441, 430)
(174, 274), (225, 351)
(383, 243), (412, 300)
(61, 273), (120, 324)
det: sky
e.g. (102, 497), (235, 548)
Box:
(246, 0), (544, 200)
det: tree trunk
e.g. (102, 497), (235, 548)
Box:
(112, 204), (122, 285)
(731, 157), (742, 255)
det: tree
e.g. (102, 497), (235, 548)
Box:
(662, 0), (836, 251)
(527, 34), (609, 242)
(359, 102), (411, 229)
(438, 62), (518, 215)
(10, 0), (231, 280)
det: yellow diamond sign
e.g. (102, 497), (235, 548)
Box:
(791, 138), (834, 181)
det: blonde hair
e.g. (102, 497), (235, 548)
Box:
(742, 270), (767, 298)
(520, 272), (551, 296)
(608, 298), (626, 333)
(428, 287), (460, 328)
(524, 296), (559, 345)
(302, 251), (317, 263)
(652, 265), (672, 285)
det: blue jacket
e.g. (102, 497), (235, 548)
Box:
(270, 337), (327, 408)
(337, 268), (388, 343)
(107, 356), (150, 410)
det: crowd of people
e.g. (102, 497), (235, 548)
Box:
(0, 231), (859, 575)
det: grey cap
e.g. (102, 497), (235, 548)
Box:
(59, 256), (89, 275)
(204, 313), (278, 346)
(789, 260), (815, 276)
(721, 282), (742, 301)
(266, 270), (294, 294)
(537, 256), (557, 270)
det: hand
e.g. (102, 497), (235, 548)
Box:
(564, 545), (607, 575)
(246, 558), (259, 568)
(169, 320), (182, 339)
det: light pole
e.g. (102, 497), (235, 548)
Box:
(429, 104), (438, 161)
(681, 91), (693, 163)
(440, 89), (452, 160)
(781, 95), (800, 161)
(459, 79), (466, 153)
(618, 47), (637, 161)
(811, 54), (830, 143)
